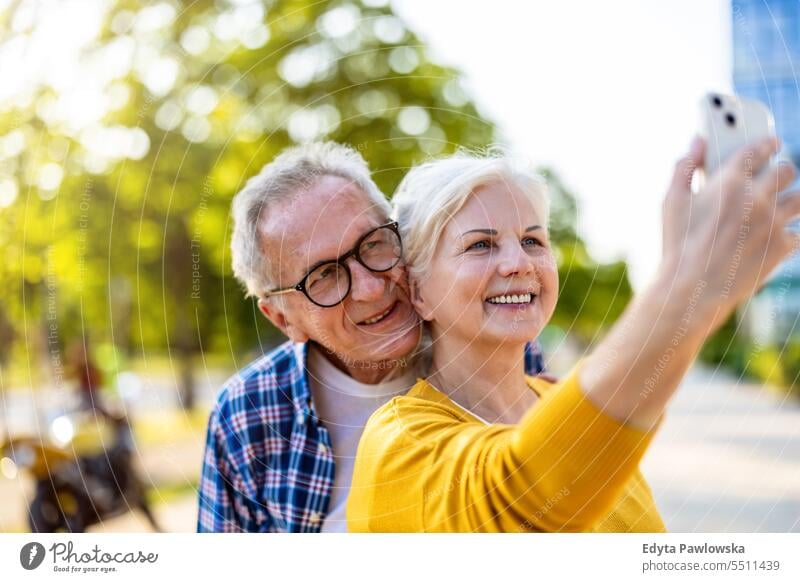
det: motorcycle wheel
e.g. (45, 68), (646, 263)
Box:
(28, 494), (62, 532)
(29, 484), (90, 533)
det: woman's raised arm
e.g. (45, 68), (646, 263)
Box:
(580, 136), (800, 430)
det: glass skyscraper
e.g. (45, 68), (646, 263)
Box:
(733, 0), (800, 342)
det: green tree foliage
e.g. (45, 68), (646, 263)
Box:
(700, 311), (800, 397)
(0, 0), (632, 404)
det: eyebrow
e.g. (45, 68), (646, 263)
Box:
(462, 225), (542, 235)
(288, 245), (342, 280)
(298, 246), (353, 277)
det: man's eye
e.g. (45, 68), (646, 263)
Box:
(467, 240), (491, 251)
(309, 265), (337, 288)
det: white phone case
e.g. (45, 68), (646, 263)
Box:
(700, 92), (776, 178)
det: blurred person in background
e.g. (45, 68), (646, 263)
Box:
(65, 338), (109, 418)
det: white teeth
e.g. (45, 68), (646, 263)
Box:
(487, 293), (533, 305)
(362, 305), (393, 325)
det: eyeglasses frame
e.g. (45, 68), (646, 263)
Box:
(261, 221), (402, 308)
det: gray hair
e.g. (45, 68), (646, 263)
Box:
(231, 141), (391, 298)
(391, 150), (550, 282)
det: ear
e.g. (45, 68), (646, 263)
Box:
(257, 297), (310, 343)
(409, 277), (434, 322)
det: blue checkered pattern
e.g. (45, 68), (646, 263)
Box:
(197, 339), (546, 532)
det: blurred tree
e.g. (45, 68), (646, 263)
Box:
(0, 0), (632, 405)
(0, 306), (15, 370)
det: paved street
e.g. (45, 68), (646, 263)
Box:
(642, 366), (800, 532)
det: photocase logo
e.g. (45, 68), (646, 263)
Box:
(20, 542), (46, 570)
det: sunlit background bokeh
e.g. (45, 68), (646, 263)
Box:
(0, 0), (798, 532)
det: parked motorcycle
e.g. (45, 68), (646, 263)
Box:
(0, 410), (160, 532)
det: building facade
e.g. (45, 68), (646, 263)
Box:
(733, 0), (800, 343)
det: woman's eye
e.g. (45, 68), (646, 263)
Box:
(467, 240), (491, 251)
(523, 237), (542, 247)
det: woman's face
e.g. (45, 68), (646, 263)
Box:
(412, 180), (558, 347)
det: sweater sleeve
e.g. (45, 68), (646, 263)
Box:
(347, 366), (660, 532)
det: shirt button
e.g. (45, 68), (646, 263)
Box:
(296, 412), (305, 425)
(309, 512), (322, 525)
(317, 442), (328, 454)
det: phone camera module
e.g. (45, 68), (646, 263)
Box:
(725, 112), (736, 127)
(711, 95), (723, 108)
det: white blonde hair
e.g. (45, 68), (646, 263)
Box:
(231, 142), (391, 297)
(391, 150), (549, 281)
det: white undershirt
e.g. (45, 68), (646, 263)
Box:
(306, 343), (418, 533)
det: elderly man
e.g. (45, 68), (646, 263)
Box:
(197, 142), (545, 532)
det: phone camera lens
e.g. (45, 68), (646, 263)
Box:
(725, 112), (736, 126)
(711, 95), (723, 108)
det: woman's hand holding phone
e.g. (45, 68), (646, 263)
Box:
(579, 123), (800, 431)
(661, 135), (799, 330)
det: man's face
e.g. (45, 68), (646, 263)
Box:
(257, 176), (421, 371)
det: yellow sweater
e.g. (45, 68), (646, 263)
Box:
(347, 368), (666, 532)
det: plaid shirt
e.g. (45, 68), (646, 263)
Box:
(197, 339), (546, 532)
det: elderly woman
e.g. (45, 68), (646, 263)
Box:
(346, 136), (799, 532)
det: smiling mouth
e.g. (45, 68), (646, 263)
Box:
(485, 293), (536, 305)
(358, 301), (398, 325)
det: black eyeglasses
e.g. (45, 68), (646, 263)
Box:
(262, 221), (403, 308)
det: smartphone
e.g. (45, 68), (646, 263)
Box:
(699, 92), (776, 178)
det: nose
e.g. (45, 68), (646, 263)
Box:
(348, 258), (387, 302)
(496, 242), (536, 278)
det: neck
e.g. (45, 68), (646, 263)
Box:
(319, 344), (408, 384)
(426, 330), (536, 424)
